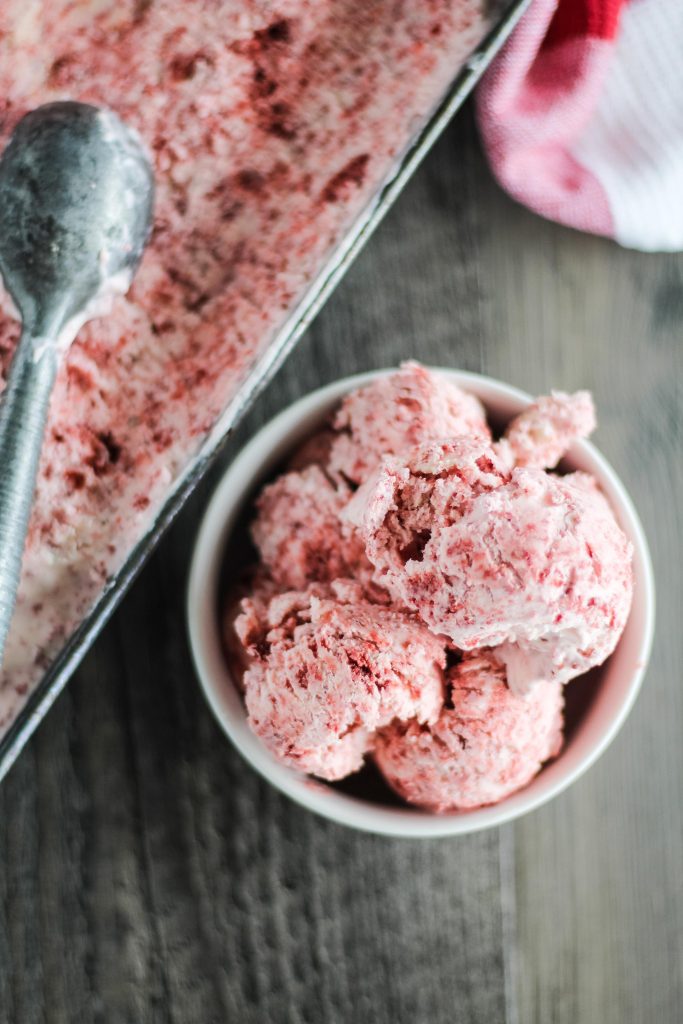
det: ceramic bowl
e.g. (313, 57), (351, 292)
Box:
(187, 369), (655, 837)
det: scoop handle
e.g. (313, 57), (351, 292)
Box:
(0, 330), (58, 663)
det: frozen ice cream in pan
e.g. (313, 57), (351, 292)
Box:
(0, 0), (530, 769)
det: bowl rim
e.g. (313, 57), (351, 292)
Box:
(186, 368), (656, 838)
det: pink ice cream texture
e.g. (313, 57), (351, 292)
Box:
(346, 430), (633, 692)
(328, 360), (489, 485)
(374, 651), (564, 811)
(235, 580), (445, 780)
(228, 364), (633, 809)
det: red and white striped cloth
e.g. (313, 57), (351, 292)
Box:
(477, 0), (683, 251)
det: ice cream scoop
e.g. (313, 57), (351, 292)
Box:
(235, 579), (446, 780)
(0, 101), (154, 663)
(374, 652), (564, 811)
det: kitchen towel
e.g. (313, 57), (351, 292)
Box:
(477, 0), (683, 251)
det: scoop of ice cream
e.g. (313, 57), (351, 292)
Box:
(497, 391), (596, 470)
(374, 652), (564, 811)
(235, 580), (446, 780)
(344, 434), (510, 575)
(328, 361), (489, 485)
(348, 438), (633, 690)
(251, 465), (374, 590)
(491, 471), (634, 689)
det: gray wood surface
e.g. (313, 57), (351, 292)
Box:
(0, 103), (681, 1023)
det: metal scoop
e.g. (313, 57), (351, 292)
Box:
(0, 101), (154, 662)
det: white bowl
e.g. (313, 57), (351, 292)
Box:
(187, 369), (655, 837)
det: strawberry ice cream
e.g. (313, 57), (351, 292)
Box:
(226, 365), (633, 808)
(0, 1), (493, 734)
(235, 580), (445, 780)
(347, 404), (633, 690)
(328, 361), (489, 485)
(251, 466), (373, 591)
(498, 390), (596, 470)
(374, 652), (564, 811)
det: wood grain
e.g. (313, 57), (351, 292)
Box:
(1, 102), (681, 1023)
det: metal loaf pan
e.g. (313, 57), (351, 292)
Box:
(0, 0), (530, 779)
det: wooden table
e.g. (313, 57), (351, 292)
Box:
(1, 103), (681, 1024)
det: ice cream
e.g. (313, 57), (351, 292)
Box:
(251, 466), (374, 590)
(0, 1), (492, 733)
(328, 360), (489, 485)
(497, 389), (596, 470)
(235, 580), (445, 780)
(226, 365), (633, 810)
(374, 652), (564, 811)
(347, 438), (633, 691)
